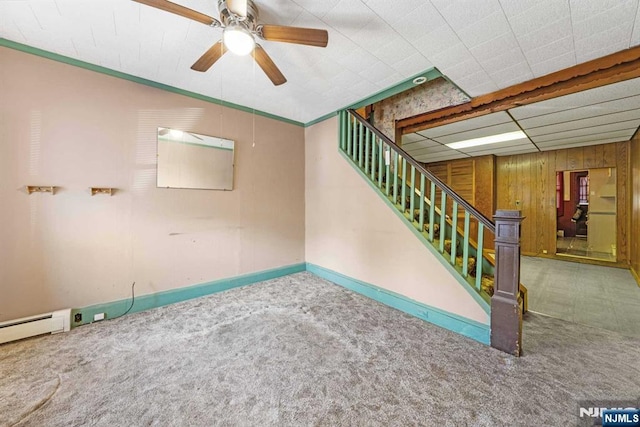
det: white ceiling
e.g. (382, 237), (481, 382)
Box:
(402, 77), (640, 163)
(2, 0), (640, 124)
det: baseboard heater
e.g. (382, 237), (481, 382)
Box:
(0, 309), (71, 345)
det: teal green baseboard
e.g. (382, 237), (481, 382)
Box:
(306, 262), (490, 345)
(72, 263), (306, 327)
(73, 261), (489, 346)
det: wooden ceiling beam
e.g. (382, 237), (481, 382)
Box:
(398, 45), (640, 135)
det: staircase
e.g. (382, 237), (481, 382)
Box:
(338, 110), (527, 344)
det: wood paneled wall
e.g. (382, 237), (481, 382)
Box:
(426, 155), (496, 249)
(630, 133), (640, 280)
(496, 142), (630, 262)
(426, 156), (495, 219)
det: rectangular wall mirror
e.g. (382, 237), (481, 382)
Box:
(157, 127), (234, 190)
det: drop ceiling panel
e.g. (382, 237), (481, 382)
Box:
(417, 112), (512, 139)
(537, 137), (631, 151)
(402, 133), (427, 144)
(516, 95), (640, 129)
(434, 122), (521, 145)
(403, 139), (442, 150)
(526, 120), (640, 142)
(523, 113), (640, 136)
(531, 129), (636, 147)
(509, 78), (640, 119)
(459, 137), (532, 154)
(417, 151), (470, 164)
(406, 144), (455, 157)
(469, 145), (539, 157)
(519, 108), (640, 132)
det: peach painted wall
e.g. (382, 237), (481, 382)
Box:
(0, 47), (305, 321)
(304, 117), (489, 325)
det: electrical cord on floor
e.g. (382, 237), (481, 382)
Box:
(111, 282), (135, 320)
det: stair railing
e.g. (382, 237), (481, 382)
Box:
(339, 109), (524, 355)
(341, 109), (496, 301)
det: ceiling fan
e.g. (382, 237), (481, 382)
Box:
(133, 0), (329, 86)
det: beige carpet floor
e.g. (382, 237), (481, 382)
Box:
(1, 272), (639, 426)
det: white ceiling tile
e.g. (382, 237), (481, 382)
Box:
(0, 20), (25, 43)
(517, 95), (640, 128)
(450, 69), (490, 87)
(510, 78), (640, 119)
(291, 0), (340, 19)
(357, 60), (397, 83)
(432, 0), (501, 30)
(498, 0), (541, 18)
(364, 0), (426, 21)
(537, 136), (632, 151)
(418, 112), (512, 138)
(461, 138), (535, 155)
(532, 128), (635, 145)
(506, 0), (570, 33)
(456, 11), (512, 49)
(391, 53), (433, 77)
(429, 44), (478, 77)
(435, 122), (521, 144)
(438, 57), (485, 84)
(571, 0), (637, 36)
(333, 42), (379, 75)
(350, 19), (394, 53)
(468, 33), (519, 62)
(526, 109), (640, 134)
(571, 0), (637, 60)
(499, 72), (536, 89)
(575, 41), (629, 64)
(530, 52), (576, 78)
(463, 81), (501, 97)
(411, 145), (455, 157)
(417, 151), (470, 163)
(323, 0), (377, 39)
(404, 138), (441, 148)
(478, 47), (529, 76)
(528, 120), (640, 141)
(28, 0), (64, 32)
(256, 0), (304, 26)
(518, 19), (573, 54)
(403, 134), (428, 143)
(372, 36), (417, 66)
(491, 144), (539, 154)
(2, 2), (42, 33)
(523, 35), (574, 66)
(384, 2), (445, 43)
(492, 147), (540, 156)
(487, 60), (533, 88)
(574, 25), (632, 56)
(413, 25), (463, 59)
(461, 137), (531, 152)
(376, 73), (404, 90)
(631, 3), (640, 45)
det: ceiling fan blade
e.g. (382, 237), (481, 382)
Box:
(191, 41), (227, 72)
(258, 24), (328, 47)
(133, 0), (221, 27)
(227, 0), (247, 18)
(252, 45), (287, 86)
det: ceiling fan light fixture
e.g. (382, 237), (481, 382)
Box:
(223, 24), (255, 56)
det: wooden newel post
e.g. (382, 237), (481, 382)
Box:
(491, 210), (525, 356)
